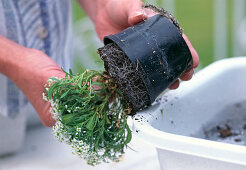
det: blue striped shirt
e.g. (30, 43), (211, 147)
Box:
(0, 0), (72, 118)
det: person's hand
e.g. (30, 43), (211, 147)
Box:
(168, 34), (199, 89)
(88, 0), (153, 40)
(17, 49), (65, 127)
(79, 0), (199, 88)
(0, 36), (64, 127)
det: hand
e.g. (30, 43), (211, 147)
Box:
(91, 0), (154, 40)
(168, 34), (199, 89)
(0, 36), (64, 127)
(16, 49), (65, 127)
(79, 0), (199, 89)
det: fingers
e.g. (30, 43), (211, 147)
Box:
(128, 5), (199, 69)
(40, 103), (56, 127)
(128, 12), (145, 25)
(168, 68), (194, 90)
(169, 80), (179, 89)
(182, 34), (199, 69)
(180, 69), (194, 81)
(44, 113), (56, 127)
(169, 51), (196, 89)
(168, 35), (199, 90)
(142, 8), (157, 19)
(126, 2), (199, 91)
(127, 0), (144, 25)
(127, 0), (157, 26)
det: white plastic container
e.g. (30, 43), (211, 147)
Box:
(130, 57), (246, 170)
(0, 107), (26, 156)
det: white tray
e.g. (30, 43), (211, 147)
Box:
(129, 57), (246, 170)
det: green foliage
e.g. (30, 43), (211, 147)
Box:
(44, 69), (132, 165)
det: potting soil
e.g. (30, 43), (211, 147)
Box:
(98, 43), (151, 113)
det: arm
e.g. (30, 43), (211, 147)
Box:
(76, 0), (98, 23)
(0, 36), (25, 78)
(0, 35), (64, 127)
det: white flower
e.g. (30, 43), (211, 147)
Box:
(76, 128), (81, 132)
(45, 78), (123, 166)
(42, 93), (48, 101)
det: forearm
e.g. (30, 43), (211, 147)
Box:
(0, 35), (29, 83)
(0, 35), (63, 126)
(77, 0), (100, 22)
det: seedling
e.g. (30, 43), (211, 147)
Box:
(43, 69), (132, 165)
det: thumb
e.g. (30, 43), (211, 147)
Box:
(127, 0), (145, 25)
(128, 1), (158, 26)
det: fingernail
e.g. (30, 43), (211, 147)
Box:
(133, 11), (144, 17)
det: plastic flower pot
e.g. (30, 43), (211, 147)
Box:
(104, 14), (193, 108)
(129, 57), (246, 170)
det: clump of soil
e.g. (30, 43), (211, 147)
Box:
(194, 102), (246, 146)
(243, 124), (246, 130)
(202, 122), (246, 145)
(98, 43), (151, 113)
(235, 138), (242, 142)
(216, 124), (237, 138)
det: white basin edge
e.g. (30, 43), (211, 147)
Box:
(129, 57), (246, 166)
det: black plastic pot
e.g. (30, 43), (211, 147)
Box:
(104, 14), (193, 104)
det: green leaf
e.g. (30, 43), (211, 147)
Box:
(105, 115), (111, 124)
(92, 82), (103, 86)
(48, 84), (57, 99)
(78, 76), (84, 88)
(86, 114), (96, 130)
(62, 114), (74, 122)
(61, 67), (69, 77)
(125, 125), (132, 144)
(69, 68), (73, 78)
(60, 89), (71, 99)
(49, 77), (61, 82)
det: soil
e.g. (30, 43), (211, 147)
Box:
(216, 124), (238, 138)
(202, 122), (246, 145)
(98, 43), (151, 113)
(235, 138), (242, 142)
(143, 4), (183, 34)
(197, 102), (246, 146)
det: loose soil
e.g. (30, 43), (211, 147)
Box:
(196, 102), (246, 146)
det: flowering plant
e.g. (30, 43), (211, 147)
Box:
(43, 69), (132, 165)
